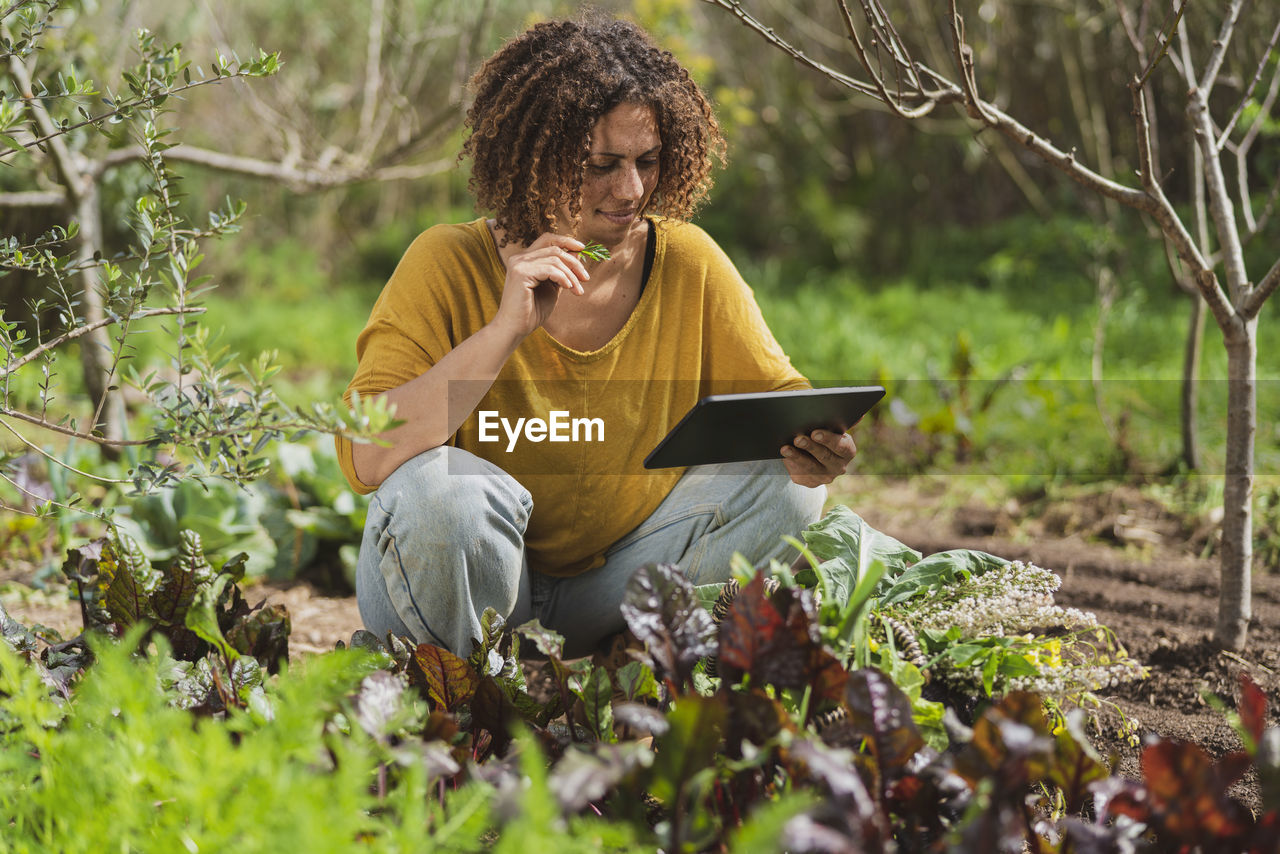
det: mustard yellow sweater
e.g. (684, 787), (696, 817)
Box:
(337, 217), (807, 576)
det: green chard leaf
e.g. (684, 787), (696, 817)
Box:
(150, 530), (212, 626)
(184, 574), (238, 662)
(569, 666), (614, 742)
(801, 505), (920, 605)
(104, 529), (161, 628)
(878, 549), (1010, 606)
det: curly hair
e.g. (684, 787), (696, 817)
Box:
(462, 14), (726, 246)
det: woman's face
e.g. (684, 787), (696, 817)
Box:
(566, 101), (661, 247)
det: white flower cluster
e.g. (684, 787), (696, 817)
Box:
(893, 559), (1147, 701)
(905, 561), (1095, 639)
(1004, 659), (1150, 699)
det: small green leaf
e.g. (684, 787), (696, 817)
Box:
(576, 241), (611, 261)
(184, 573), (238, 662)
(570, 666), (614, 741)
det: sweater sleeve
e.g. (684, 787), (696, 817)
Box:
(335, 224), (493, 492)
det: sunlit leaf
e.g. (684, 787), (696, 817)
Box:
(411, 643), (479, 712)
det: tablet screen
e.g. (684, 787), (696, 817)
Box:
(642, 385), (885, 469)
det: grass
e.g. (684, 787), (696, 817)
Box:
(31, 213), (1277, 488)
(742, 224), (1280, 482)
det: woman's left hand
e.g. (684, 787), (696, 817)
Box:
(781, 429), (857, 487)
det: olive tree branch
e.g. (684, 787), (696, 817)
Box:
(1, 403), (360, 448)
(0, 306), (204, 377)
(0, 0), (46, 23)
(0, 417), (134, 485)
(0, 407), (156, 445)
(2, 62), (272, 162)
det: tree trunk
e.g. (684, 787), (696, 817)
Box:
(1214, 319), (1256, 651)
(73, 182), (126, 458)
(1180, 294), (1205, 471)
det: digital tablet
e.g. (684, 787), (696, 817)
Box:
(643, 385), (885, 469)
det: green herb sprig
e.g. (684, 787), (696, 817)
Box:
(577, 241), (611, 262)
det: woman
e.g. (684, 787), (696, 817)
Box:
(336, 15), (856, 657)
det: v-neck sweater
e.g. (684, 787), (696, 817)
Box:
(337, 216), (807, 577)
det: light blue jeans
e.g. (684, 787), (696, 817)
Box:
(356, 446), (826, 658)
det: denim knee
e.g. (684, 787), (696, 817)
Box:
(356, 446), (532, 654)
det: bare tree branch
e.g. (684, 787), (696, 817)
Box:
(1229, 58), (1280, 234)
(701, 0), (886, 99)
(98, 143), (452, 189)
(705, 0), (1220, 293)
(1217, 18), (1280, 148)
(1188, 97), (1249, 310)
(196, 0), (294, 161)
(357, 0), (387, 162)
(1136, 0), (1188, 87)
(947, 0), (1000, 125)
(0, 189), (64, 206)
(1, 306), (204, 377)
(1243, 258), (1280, 319)
(1198, 0), (1246, 93)
(1114, 0), (1189, 82)
(985, 135), (1054, 219)
(6, 52), (87, 207)
(1243, 169), (1280, 246)
(836, 1), (935, 119)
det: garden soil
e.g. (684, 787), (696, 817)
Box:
(5, 476), (1279, 808)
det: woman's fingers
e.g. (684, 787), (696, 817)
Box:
(514, 246), (591, 293)
(781, 429), (857, 487)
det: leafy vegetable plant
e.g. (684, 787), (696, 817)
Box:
(6, 507), (1270, 853)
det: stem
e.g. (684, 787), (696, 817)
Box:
(2, 72), (267, 161)
(0, 418), (133, 484)
(1180, 293), (1205, 471)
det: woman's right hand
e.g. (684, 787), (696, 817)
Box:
(492, 233), (591, 339)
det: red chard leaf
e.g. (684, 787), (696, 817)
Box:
(411, 643), (479, 712)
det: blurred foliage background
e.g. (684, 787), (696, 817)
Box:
(3, 0), (1279, 584)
